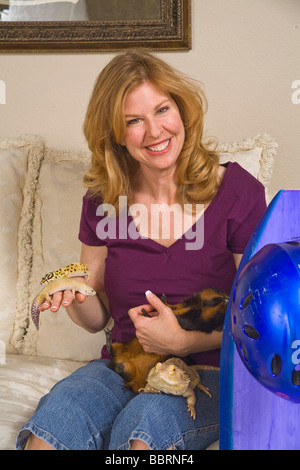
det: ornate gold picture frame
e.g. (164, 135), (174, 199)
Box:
(0, 0), (191, 52)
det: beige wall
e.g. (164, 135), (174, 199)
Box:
(0, 0), (299, 193)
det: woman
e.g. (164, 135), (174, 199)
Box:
(17, 50), (266, 450)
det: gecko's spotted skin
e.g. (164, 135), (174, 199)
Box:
(32, 262), (95, 329)
(40, 262), (90, 285)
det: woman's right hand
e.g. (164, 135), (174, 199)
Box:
(40, 245), (109, 333)
(38, 277), (88, 313)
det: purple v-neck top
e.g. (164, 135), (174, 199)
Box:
(78, 162), (267, 366)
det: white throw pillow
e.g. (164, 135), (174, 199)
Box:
(11, 146), (108, 361)
(0, 136), (45, 355)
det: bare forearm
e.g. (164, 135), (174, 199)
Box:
(173, 329), (223, 357)
(66, 294), (110, 333)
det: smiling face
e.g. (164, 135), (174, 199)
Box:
(121, 81), (185, 174)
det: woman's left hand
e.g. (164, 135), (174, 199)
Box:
(128, 290), (187, 356)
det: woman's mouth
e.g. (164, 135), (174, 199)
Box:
(146, 139), (170, 152)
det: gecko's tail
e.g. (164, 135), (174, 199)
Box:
(31, 298), (41, 330)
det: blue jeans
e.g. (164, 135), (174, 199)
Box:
(16, 359), (219, 450)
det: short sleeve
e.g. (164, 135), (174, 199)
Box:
(78, 192), (106, 246)
(227, 169), (267, 254)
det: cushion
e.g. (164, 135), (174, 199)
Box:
(219, 148), (261, 179)
(0, 354), (86, 450)
(10, 146), (110, 361)
(217, 133), (277, 203)
(9, 134), (276, 361)
(0, 136), (45, 354)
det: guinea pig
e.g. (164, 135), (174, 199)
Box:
(105, 288), (229, 393)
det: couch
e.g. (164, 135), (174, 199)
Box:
(0, 134), (277, 450)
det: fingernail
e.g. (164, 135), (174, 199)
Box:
(145, 290), (152, 296)
(62, 301), (68, 306)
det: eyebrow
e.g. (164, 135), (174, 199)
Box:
(124, 99), (170, 118)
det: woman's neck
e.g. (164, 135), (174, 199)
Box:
(132, 166), (177, 205)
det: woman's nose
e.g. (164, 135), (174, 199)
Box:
(146, 118), (162, 138)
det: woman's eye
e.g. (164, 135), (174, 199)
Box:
(157, 106), (168, 115)
(126, 117), (141, 126)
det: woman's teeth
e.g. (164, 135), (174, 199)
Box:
(147, 139), (170, 152)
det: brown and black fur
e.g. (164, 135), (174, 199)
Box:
(105, 288), (229, 393)
(105, 333), (167, 394)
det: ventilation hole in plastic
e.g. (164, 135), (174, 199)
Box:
(240, 293), (253, 310)
(286, 241), (300, 246)
(244, 325), (260, 339)
(271, 354), (282, 376)
(292, 367), (300, 386)
(239, 341), (248, 362)
(233, 315), (237, 324)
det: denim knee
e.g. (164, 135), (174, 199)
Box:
(109, 370), (220, 450)
(16, 360), (135, 450)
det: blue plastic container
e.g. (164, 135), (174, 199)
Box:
(231, 242), (300, 402)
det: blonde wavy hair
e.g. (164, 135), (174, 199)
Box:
(83, 50), (220, 211)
